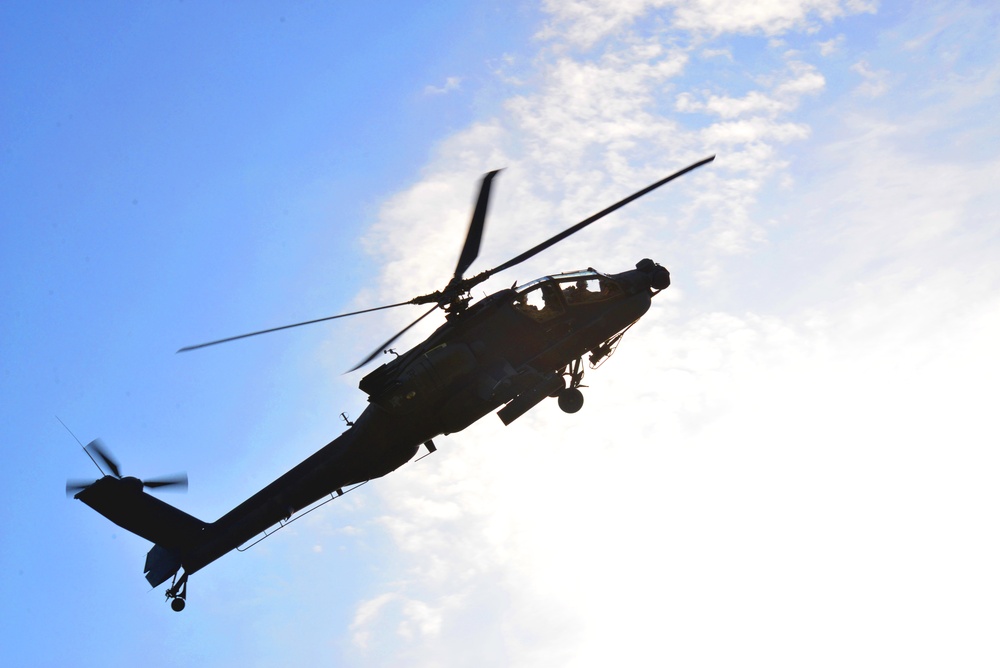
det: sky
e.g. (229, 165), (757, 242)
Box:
(2, 1), (999, 666)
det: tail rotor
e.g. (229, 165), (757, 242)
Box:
(66, 438), (187, 497)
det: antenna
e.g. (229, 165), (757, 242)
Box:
(56, 415), (104, 476)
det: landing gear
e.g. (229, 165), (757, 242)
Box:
(165, 572), (188, 612)
(557, 358), (586, 413)
(557, 387), (584, 413)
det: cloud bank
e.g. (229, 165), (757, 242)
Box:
(342, 1), (1000, 665)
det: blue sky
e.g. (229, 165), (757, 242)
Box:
(3, 1), (999, 666)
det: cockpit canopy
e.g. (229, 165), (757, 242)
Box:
(513, 270), (622, 321)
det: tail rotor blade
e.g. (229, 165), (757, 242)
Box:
(66, 479), (96, 497)
(85, 439), (121, 479)
(143, 472), (188, 492)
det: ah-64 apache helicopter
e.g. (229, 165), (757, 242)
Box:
(67, 155), (715, 611)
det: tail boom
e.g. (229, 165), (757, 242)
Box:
(74, 476), (207, 586)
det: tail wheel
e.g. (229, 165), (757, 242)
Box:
(557, 387), (584, 414)
(166, 572), (188, 612)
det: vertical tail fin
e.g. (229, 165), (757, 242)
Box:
(144, 544), (184, 587)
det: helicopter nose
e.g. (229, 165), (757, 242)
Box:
(650, 265), (670, 290)
(635, 258), (670, 290)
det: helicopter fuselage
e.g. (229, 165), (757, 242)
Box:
(70, 153), (714, 611)
(173, 262), (665, 578)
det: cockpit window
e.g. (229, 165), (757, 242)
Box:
(559, 277), (619, 304)
(512, 270), (621, 321)
(513, 283), (564, 321)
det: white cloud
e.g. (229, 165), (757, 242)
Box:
(350, 592), (397, 649)
(701, 117), (811, 144)
(538, 0), (877, 47)
(677, 61), (826, 121)
(672, 0), (870, 35)
(851, 59), (888, 96)
(700, 46), (733, 59)
(345, 1), (1000, 665)
(818, 33), (845, 55)
(678, 89), (791, 117)
(424, 76), (463, 95)
(361, 36), (825, 307)
(537, 0), (655, 47)
(776, 60), (827, 94)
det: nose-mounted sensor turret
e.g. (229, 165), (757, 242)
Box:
(636, 258), (671, 290)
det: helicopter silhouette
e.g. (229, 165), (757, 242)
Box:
(68, 155), (715, 611)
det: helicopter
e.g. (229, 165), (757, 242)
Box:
(68, 155), (715, 611)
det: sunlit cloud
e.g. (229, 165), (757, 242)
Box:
(342, 1), (1000, 664)
(537, 0), (878, 46)
(424, 76), (463, 95)
(851, 59), (888, 96)
(818, 33), (845, 55)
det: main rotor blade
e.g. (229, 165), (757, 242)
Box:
(144, 473), (188, 492)
(85, 439), (121, 479)
(454, 170), (501, 280)
(177, 301), (415, 353)
(348, 305), (439, 372)
(479, 155), (715, 280)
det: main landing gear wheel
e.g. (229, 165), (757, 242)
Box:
(166, 572), (188, 612)
(557, 387), (584, 413)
